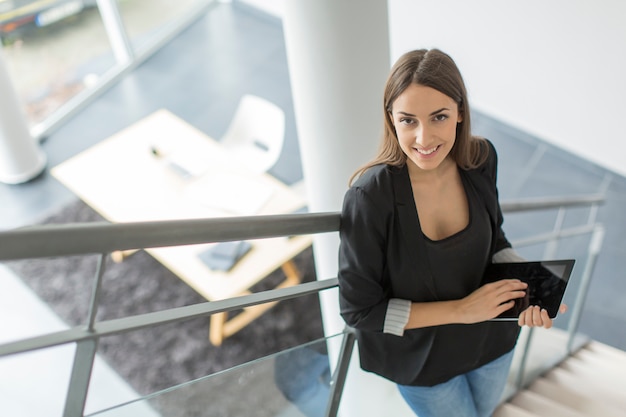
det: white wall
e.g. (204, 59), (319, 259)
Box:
(388, 0), (626, 177)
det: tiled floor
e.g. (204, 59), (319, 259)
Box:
(1, 2), (625, 415)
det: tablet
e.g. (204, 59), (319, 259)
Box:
(198, 241), (252, 272)
(482, 259), (575, 321)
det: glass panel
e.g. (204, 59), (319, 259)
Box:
(0, 345), (76, 416)
(87, 333), (346, 417)
(0, 1), (114, 125)
(117, 0), (212, 53)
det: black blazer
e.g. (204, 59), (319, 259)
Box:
(338, 140), (520, 386)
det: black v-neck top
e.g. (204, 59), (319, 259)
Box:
(424, 170), (492, 301)
(417, 170), (502, 383)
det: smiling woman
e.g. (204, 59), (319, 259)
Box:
(337, 48), (559, 417)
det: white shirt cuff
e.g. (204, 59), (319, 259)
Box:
(383, 298), (411, 336)
(492, 247), (526, 263)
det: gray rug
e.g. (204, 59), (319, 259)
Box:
(6, 199), (324, 397)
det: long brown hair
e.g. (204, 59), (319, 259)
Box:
(350, 49), (487, 185)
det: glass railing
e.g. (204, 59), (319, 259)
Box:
(86, 332), (349, 417)
(500, 195), (606, 397)
(0, 194), (605, 416)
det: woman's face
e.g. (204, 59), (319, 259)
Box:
(390, 83), (462, 174)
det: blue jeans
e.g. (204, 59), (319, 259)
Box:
(397, 349), (515, 417)
(274, 347), (331, 417)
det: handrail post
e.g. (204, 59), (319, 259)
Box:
(515, 327), (535, 390)
(87, 254), (107, 330)
(543, 207), (565, 259)
(63, 339), (99, 417)
(567, 225), (604, 353)
(324, 328), (356, 417)
(63, 253), (107, 417)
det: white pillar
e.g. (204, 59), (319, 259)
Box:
(283, 2), (411, 416)
(0, 48), (46, 184)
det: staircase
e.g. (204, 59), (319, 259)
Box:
(495, 341), (626, 416)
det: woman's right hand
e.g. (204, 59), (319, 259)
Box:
(456, 279), (528, 324)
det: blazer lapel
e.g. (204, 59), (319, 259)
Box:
(463, 168), (499, 256)
(391, 165), (440, 301)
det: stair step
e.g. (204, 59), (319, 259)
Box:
(555, 352), (626, 398)
(500, 340), (626, 416)
(584, 341), (626, 366)
(573, 347), (626, 373)
(527, 378), (624, 417)
(492, 403), (538, 417)
(560, 355), (626, 388)
(494, 403), (539, 417)
(543, 367), (626, 411)
(510, 390), (586, 417)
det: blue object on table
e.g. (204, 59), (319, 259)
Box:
(198, 241), (252, 271)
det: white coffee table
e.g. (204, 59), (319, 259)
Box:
(52, 109), (312, 345)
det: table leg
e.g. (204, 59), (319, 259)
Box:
(209, 312), (228, 346)
(208, 259), (302, 346)
(111, 249), (139, 263)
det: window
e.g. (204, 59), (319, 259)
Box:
(0, 0), (214, 136)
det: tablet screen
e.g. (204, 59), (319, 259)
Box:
(482, 259), (575, 320)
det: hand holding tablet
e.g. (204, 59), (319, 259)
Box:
(481, 259), (575, 322)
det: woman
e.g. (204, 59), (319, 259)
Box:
(338, 49), (561, 416)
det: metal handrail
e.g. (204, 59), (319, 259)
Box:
(0, 194), (603, 260)
(500, 193), (604, 213)
(0, 193), (605, 416)
(0, 212), (340, 260)
(0, 278), (338, 357)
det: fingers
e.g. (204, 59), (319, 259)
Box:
(460, 279), (529, 323)
(491, 279), (528, 291)
(489, 279), (528, 301)
(495, 299), (517, 317)
(486, 279), (528, 316)
(518, 306), (553, 329)
(540, 308), (552, 329)
(494, 280), (528, 310)
(518, 302), (569, 328)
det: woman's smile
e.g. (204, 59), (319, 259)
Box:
(415, 144), (442, 157)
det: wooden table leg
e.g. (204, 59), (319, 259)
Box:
(208, 259), (302, 346)
(111, 249), (139, 263)
(209, 312), (228, 346)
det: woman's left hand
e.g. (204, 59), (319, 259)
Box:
(518, 304), (568, 329)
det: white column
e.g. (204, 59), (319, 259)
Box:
(283, 2), (411, 416)
(0, 48), (46, 184)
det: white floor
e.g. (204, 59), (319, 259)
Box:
(0, 264), (159, 417)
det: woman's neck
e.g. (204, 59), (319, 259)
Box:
(407, 157), (457, 188)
